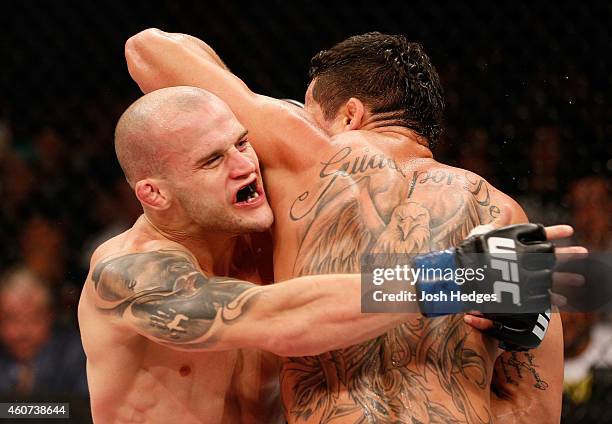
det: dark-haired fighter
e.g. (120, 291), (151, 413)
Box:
(126, 31), (581, 423)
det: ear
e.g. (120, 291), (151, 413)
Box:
(340, 97), (366, 130)
(134, 179), (171, 210)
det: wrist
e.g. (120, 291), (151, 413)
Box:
(414, 249), (465, 317)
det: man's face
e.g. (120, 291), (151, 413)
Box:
(0, 289), (52, 362)
(165, 101), (274, 235)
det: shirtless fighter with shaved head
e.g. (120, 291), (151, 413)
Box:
(121, 30), (587, 423)
(79, 86), (434, 423)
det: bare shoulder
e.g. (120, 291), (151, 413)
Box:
(330, 130), (373, 148)
(252, 96), (331, 171)
(87, 239), (261, 350)
(407, 162), (527, 223)
(90, 242), (197, 310)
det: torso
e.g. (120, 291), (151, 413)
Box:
(266, 132), (506, 423)
(78, 227), (282, 424)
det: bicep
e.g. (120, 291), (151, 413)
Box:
(127, 277), (262, 350)
(92, 250), (263, 351)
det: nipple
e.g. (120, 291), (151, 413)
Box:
(179, 365), (191, 377)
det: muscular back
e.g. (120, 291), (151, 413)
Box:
(268, 132), (525, 423)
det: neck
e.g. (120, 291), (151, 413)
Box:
(140, 214), (237, 276)
(357, 117), (433, 159)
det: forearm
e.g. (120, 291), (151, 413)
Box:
(490, 312), (563, 423)
(179, 33), (228, 70)
(125, 28), (253, 103)
(228, 274), (417, 356)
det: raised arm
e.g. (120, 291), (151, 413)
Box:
(125, 28), (329, 171)
(91, 249), (413, 357)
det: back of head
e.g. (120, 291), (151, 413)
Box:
(309, 32), (445, 147)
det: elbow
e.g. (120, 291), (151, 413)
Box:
(125, 28), (163, 57)
(125, 28), (166, 93)
(265, 336), (321, 358)
(262, 322), (335, 357)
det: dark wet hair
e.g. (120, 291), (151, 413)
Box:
(309, 32), (445, 147)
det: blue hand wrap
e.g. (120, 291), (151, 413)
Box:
(414, 248), (463, 317)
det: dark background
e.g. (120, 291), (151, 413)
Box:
(0, 1), (610, 422)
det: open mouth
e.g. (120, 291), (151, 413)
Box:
(235, 180), (260, 204)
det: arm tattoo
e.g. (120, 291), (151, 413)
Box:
(496, 352), (549, 391)
(92, 250), (262, 349)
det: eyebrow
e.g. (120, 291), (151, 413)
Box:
(194, 130), (249, 168)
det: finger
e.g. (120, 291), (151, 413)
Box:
(544, 225), (574, 240)
(555, 246), (589, 264)
(464, 314), (494, 330)
(552, 271), (585, 288)
(550, 291), (568, 308)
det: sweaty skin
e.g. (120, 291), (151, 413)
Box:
(79, 88), (427, 424)
(125, 30), (564, 423)
(79, 230), (282, 424)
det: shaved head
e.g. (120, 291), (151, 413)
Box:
(115, 86), (218, 186)
(113, 85), (271, 234)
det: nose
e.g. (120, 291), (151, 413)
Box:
(227, 147), (256, 179)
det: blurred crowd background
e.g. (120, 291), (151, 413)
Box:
(0, 1), (610, 422)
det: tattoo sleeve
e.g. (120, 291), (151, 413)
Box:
(91, 250), (262, 349)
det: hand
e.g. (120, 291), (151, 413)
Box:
(465, 224), (588, 331)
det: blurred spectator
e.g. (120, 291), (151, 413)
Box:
(32, 128), (67, 175)
(0, 266), (88, 398)
(567, 176), (611, 251)
(0, 152), (36, 269)
(81, 176), (141, 269)
(561, 313), (612, 423)
(20, 215), (67, 287)
(518, 126), (570, 226)
(457, 127), (493, 182)
(529, 127), (562, 195)
(561, 175), (612, 422)
(1, 152), (35, 219)
(0, 105), (12, 159)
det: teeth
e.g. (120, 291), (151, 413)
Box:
(245, 192), (260, 203)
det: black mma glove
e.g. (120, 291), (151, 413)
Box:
(414, 224), (554, 350)
(482, 310), (552, 351)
